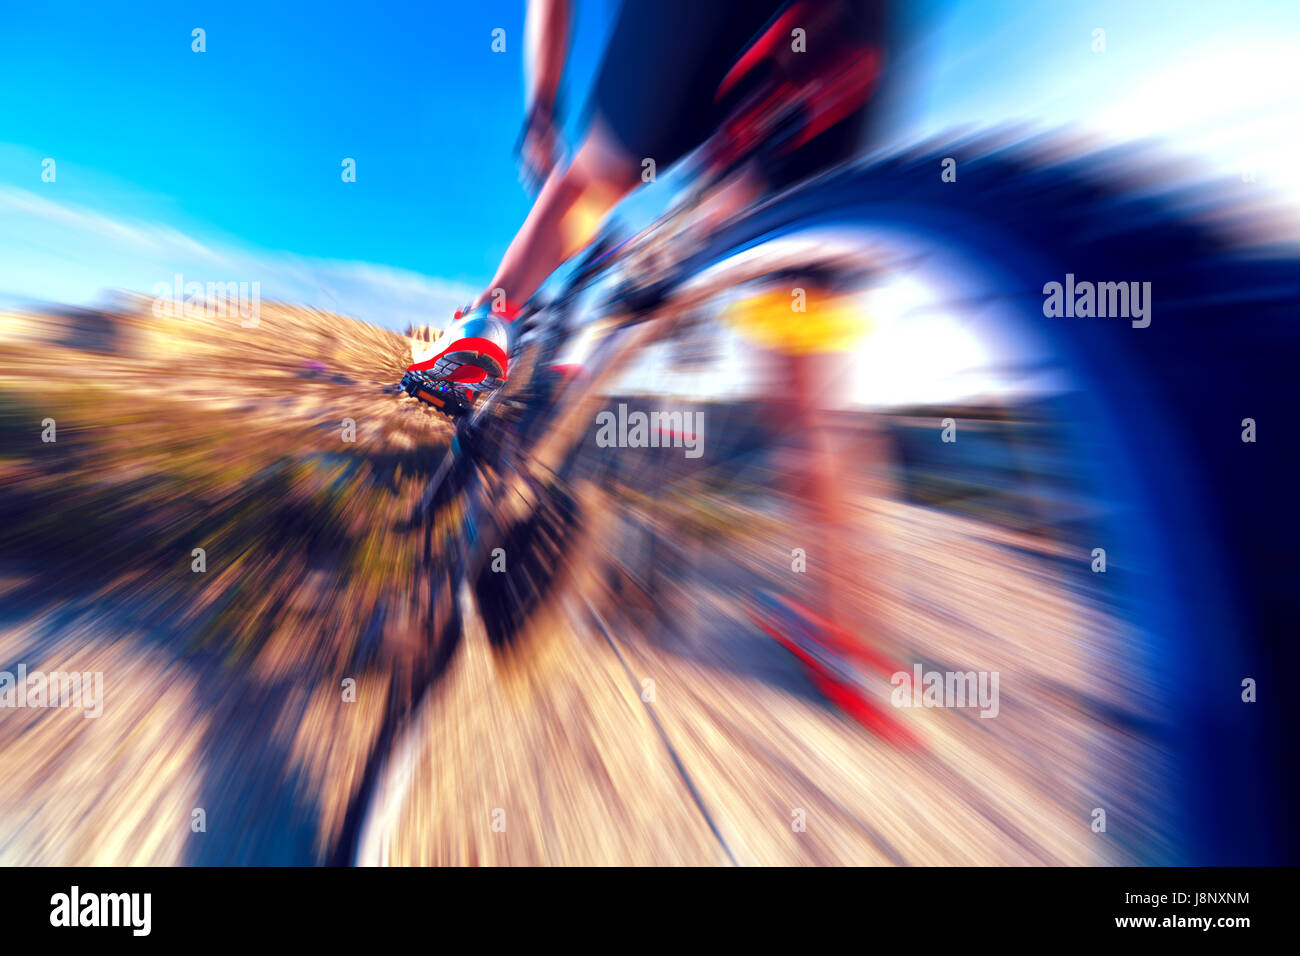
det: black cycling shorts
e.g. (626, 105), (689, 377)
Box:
(587, 0), (886, 181)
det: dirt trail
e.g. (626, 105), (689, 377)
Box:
(0, 300), (1170, 865)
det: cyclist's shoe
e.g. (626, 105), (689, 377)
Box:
(747, 589), (921, 748)
(407, 301), (522, 391)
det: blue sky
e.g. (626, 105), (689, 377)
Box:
(1, 0), (1297, 329)
(0, 0), (615, 281)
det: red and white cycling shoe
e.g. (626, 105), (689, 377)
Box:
(407, 301), (522, 392)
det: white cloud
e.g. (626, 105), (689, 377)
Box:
(0, 186), (475, 331)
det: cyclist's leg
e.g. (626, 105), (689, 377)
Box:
(745, 1), (890, 648)
(474, 0), (786, 311)
(474, 119), (640, 311)
(783, 347), (882, 644)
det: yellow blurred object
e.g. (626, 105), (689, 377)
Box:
(722, 286), (871, 354)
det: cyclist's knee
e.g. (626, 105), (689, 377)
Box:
(548, 119), (640, 254)
(565, 117), (641, 207)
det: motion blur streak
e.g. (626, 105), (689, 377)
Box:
(1, 130), (1296, 865)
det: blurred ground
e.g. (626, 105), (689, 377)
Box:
(372, 452), (1171, 865)
(0, 298), (443, 863)
(0, 299), (1172, 865)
